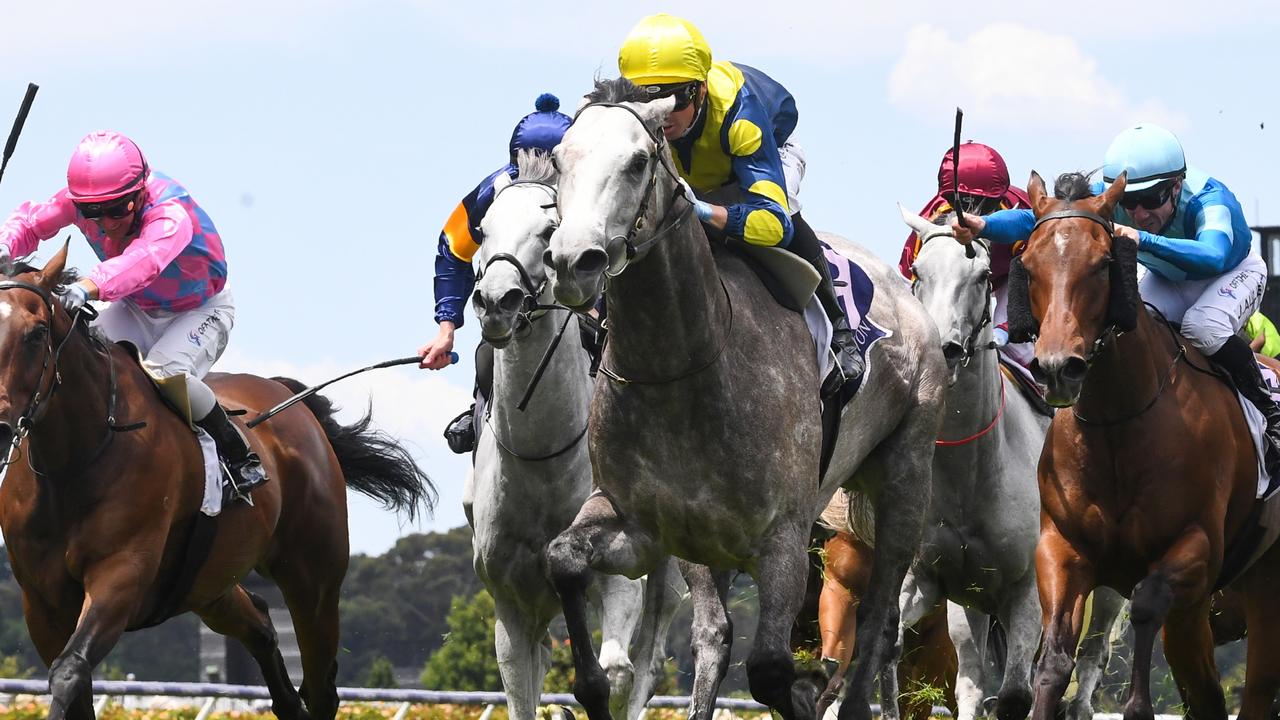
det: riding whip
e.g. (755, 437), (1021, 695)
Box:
(0, 84), (38, 187)
(952, 107), (976, 259)
(246, 352), (458, 428)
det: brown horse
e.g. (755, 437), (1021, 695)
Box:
(814, 529), (957, 720)
(1007, 171), (1280, 720)
(0, 248), (434, 720)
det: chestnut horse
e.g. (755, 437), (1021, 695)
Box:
(1007, 171), (1280, 720)
(814, 529), (957, 720)
(0, 249), (434, 720)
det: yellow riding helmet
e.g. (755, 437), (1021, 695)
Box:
(618, 14), (712, 86)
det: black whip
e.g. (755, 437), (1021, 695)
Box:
(952, 107), (976, 259)
(0, 83), (38, 187)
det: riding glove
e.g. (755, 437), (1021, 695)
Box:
(58, 284), (90, 313)
(677, 178), (714, 222)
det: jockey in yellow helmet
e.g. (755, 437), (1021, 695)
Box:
(619, 13), (860, 395)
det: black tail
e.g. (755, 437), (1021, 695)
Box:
(272, 376), (436, 521)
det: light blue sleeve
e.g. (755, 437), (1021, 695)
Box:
(979, 209), (1035, 245)
(1137, 203), (1234, 276)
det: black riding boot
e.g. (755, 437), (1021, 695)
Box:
(197, 404), (268, 494)
(1209, 334), (1280, 479)
(444, 341), (495, 454)
(791, 213), (864, 397)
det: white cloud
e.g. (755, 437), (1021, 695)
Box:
(888, 23), (1187, 132)
(218, 347), (473, 555)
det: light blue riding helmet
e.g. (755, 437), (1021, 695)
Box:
(1102, 123), (1186, 192)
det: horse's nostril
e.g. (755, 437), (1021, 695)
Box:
(574, 249), (608, 277)
(0, 422), (12, 451)
(542, 249), (554, 270)
(941, 342), (965, 364)
(498, 288), (524, 313)
(1028, 359), (1047, 384)
(1061, 357), (1089, 383)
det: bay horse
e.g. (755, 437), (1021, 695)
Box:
(1007, 171), (1280, 720)
(544, 79), (946, 720)
(0, 248), (434, 720)
(467, 151), (681, 720)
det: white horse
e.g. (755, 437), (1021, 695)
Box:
(896, 209), (1125, 720)
(544, 79), (947, 720)
(468, 149), (681, 720)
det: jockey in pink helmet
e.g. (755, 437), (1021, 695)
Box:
(0, 130), (266, 494)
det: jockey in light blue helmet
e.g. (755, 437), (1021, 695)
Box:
(956, 123), (1278, 475)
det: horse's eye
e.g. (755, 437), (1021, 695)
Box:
(626, 153), (649, 175)
(978, 269), (991, 284)
(24, 324), (48, 345)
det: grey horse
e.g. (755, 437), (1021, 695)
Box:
(542, 79), (947, 720)
(893, 208), (1125, 720)
(469, 150), (681, 720)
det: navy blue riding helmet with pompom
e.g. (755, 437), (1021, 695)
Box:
(509, 93), (570, 163)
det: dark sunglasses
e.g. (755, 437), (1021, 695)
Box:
(1119, 182), (1175, 211)
(641, 82), (699, 112)
(75, 192), (139, 220)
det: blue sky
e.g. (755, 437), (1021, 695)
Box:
(1, 1), (1276, 554)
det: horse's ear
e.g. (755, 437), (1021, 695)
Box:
(898, 203), (938, 238)
(493, 170), (513, 194)
(36, 239), (70, 291)
(635, 95), (676, 134)
(1097, 171), (1127, 216)
(1027, 171), (1053, 216)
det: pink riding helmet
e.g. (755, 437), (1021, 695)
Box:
(66, 130), (149, 203)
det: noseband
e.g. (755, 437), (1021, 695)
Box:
(914, 228), (995, 366)
(568, 102), (692, 276)
(475, 181), (561, 333)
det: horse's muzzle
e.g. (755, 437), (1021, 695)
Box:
(1030, 353), (1088, 407)
(547, 247), (606, 311)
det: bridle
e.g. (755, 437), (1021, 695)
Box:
(566, 101), (732, 386)
(1028, 209), (1186, 425)
(913, 227), (995, 367)
(0, 280), (139, 477)
(568, 102), (693, 277)
(474, 180), (563, 336)
(1030, 208), (1127, 365)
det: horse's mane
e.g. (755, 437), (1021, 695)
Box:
(585, 76), (649, 105)
(1053, 171), (1097, 201)
(514, 148), (557, 184)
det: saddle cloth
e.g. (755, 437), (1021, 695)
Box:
(119, 341), (227, 517)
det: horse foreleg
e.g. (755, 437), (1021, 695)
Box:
(748, 522), (815, 720)
(546, 493), (661, 720)
(19, 593), (90, 720)
(994, 574), (1040, 720)
(947, 603), (990, 720)
(680, 561), (733, 720)
(1066, 589), (1125, 720)
(880, 571), (939, 720)
(1162, 599), (1227, 720)
(1119, 573), (1175, 720)
(492, 595), (550, 720)
(815, 567), (860, 718)
(621, 556), (684, 720)
(595, 574), (641, 720)
(45, 559), (146, 720)
(1236, 540), (1280, 720)
(1030, 528), (1093, 720)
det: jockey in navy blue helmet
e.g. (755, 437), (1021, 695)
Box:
(416, 94), (571, 451)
